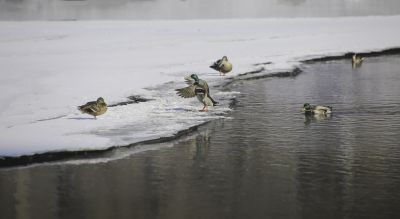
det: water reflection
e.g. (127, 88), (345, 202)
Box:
(303, 113), (331, 125)
(1, 56), (400, 218)
(1, 0), (400, 20)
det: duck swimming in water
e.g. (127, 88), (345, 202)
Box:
(302, 103), (332, 115)
(175, 74), (218, 112)
(352, 53), (364, 68)
(78, 97), (108, 119)
(210, 56), (233, 76)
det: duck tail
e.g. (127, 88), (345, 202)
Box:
(77, 107), (83, 113)
(78, 105), (91, 113)
(77, 106), (84, 113)
(210, 63), (219, 71)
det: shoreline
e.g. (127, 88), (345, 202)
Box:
(1, 47), (400, 168)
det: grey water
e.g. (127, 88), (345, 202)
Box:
(1, 0), (400, 20)
(1, 55), (400, 218)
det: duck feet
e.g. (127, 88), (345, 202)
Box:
(199, 106), (208, 112)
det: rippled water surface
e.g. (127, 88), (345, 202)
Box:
(1, 55), (400, 218)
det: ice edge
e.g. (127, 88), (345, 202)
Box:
(1, 47), (400, 168)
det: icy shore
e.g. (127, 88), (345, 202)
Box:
(1, 16), (400, 157)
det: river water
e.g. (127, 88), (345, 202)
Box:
(1, 55), (400, 218)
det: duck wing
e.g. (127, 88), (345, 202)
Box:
(184, 75), (196, 85)
(192, 79), (208, 93)
(314, 106), (332, 114)
(78, 101), (95, 110)
(210, 58), (223, 70)
(176, 85), (197, 98)
(78, 102), (100, 113)
(315, 106), (330, 111)
(197, 80), (218, 105)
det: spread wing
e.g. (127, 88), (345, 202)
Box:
(184, 75), (196, 85)
(176, 85), (196, 98)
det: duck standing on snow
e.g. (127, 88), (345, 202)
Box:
(175, 74), (218, 112)
(352, 53), (364, 67)
(210, 56), (233, 76)
(78, 97), (108, 119)
(302, 103), (332, 115)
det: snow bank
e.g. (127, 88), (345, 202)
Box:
(1, 16), (400, 157)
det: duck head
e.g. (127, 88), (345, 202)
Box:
(191, 74), (199, 85)
(302, 103), (312, 112)
(97, 97), (105, 103)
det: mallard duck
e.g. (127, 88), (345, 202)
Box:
(210, 56), (233, 76)
(352, 53), (364, 67)
(302, 103), (332, 115)
(78, 97), (107, 119)
(175, 74), (218, 112)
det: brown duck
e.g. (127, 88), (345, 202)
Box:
(78, 97), (107, 119)
(210, 56), (233, 76)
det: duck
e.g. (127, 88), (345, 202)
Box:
(175, 74), (218, 112)
(210, 56), (233, 76)
(302, 103), (332, 115)
(352, 53), (364, 67)
(78, 97), (108, 119)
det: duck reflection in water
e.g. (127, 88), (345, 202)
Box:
(304, 113), (332, 125)
(186, 130), (211, 161)
(352, 53), (364, 68)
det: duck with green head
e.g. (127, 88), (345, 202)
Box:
(175, 74), (218, 112)
(302, 103), (332, 115)
(210, 56), (233, 76)
(78, 97), (108, 119)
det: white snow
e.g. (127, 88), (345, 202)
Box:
(1, 16), (400, 157)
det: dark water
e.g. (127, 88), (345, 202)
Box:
(1, 0), (400, 20)
(1, 56), (400, 219)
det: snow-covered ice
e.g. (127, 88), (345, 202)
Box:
(1, 16), (400, 157)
